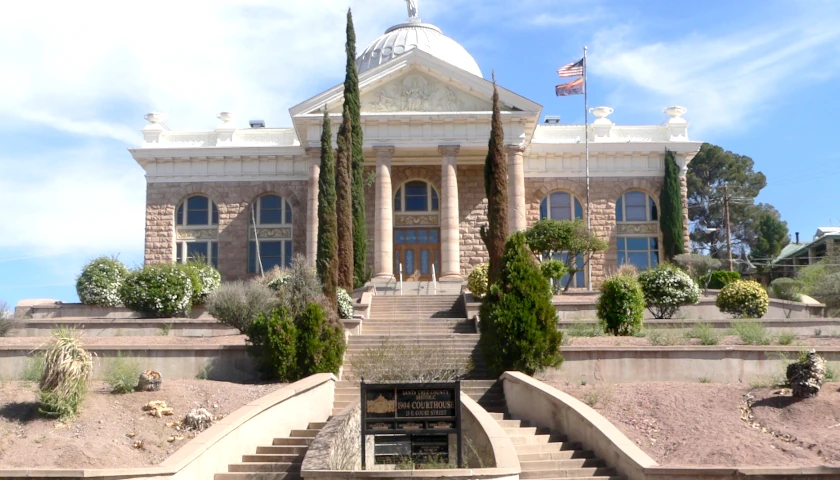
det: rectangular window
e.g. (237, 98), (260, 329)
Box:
(625, 192), (647, 221)
(187, 196), (209, 225)
(176, 242), (183, 262)
(186, 242), (209, 262)
(617, 236), (658, 270)
(210, 241), (218, 268)
(249, 240), (285, 273)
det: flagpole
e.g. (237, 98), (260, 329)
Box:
(584, 46), (592, 291)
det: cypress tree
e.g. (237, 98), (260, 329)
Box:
(344, 9), (367, 288)
(335, 104), (355, 290)
(660, 150), (685, 260)
(482, 76), (509, 285)
(316, 110), (338, 308)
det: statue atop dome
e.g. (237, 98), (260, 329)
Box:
(405, 0), (418, 20)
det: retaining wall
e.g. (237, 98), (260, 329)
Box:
(8, 317), (239, 337)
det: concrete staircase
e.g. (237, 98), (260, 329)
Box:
(331, 379), (504, 414)
(362, 295), (474, 335)
(214, 422), (326, 480)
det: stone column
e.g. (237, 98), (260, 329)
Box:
(676, 154), (691, 253)
(439, 145), (462, 281)
(507, 144), (526, 232)
(305, 148), (321, 267)
(373, 146), (395, 280)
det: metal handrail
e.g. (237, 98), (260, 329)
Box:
(399, 263), (403, 296)
(431, 264), (437, 295)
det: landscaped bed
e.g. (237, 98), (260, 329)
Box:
(564, 334), (840, 348)
(0, 379), (282, 468)
(551, 381), (840, 467)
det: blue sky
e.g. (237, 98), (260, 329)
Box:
(2, 0), (839, 309)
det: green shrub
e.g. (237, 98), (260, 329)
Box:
(637, 264), (700, 319)
(776, 330), (797, 346)
(177, 260), (221, 305)
(104, 352), (141, 393)
(119, 264), (194, 318)
(770, 277), (803, 302)
(467, 264), (489, 299)
(479, 232), (563, 376)
(76, 256), (129, 307)
(673, 254), (721, 285)
(296, 303), (345, 377)
(566, 322), (603, 337)
(540, 259), (568, 295)
(701, 270), (741, 290)
(597, 275), (645, 336)
(716, 280), (769, 319)
(646, 329), (678, 346)
(20, 353), (45, 382)
(0, 301), (12, 337)
(685, 322), (721, 345)
(275, 255), (325, 319)
(732, 319), (771, 345)
(336, 287), (353, 319)
(206, 281), (278, 334)
(247, 308), (298, 381)
(811, 272), (840, 317)
(39, 329), (93, 419)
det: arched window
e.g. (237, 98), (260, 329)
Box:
(539, 191), (585, 288)
(249, 194), (294, 273)
(394, 180), (439, 213)
(540, 191), (583, 221)
(615, 191), (659, 270)
(174, 195), (219, 267)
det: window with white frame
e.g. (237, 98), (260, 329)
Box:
(174, 195), (219, 267)
(615, 190), (660, 270)
(539, 191), (585, 288)
(248, 194), (293, 273)
(394, 180), (439, 213)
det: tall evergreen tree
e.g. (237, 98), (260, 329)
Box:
(344, 9), (367, 288)
(481, 77), (509, 285)
(316, 110), (338, 308)
(660, 150), (685, 261)
(335, 104), (355, 290)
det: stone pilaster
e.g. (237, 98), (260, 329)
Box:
(676, 154), (691, 253)
(439, 145), (462, 281)
(507, 144), (526, 233)
(373, 146), (395, 280)
(305, 148), (321, 266)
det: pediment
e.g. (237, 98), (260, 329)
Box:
(358, 71), (491, 113)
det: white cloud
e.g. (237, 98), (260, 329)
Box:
(589, 8), (840, 135)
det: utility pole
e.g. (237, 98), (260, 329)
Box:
(723, 185), (733, 272)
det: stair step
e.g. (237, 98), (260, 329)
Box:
(497, 419), (531, 428)
(288, 429), (319, 438)
(241, 453), (304, 463)
(518, 451), (596, 462)
(519, 467), (616, 479)
(307, 422), (326, 429)
(215, 474), (300, 480)
(255, 445), (308, 455)
(228, 462), (301, 472)
(520, 459), (606, 471)
(504, 426), (544, 436)
(515, 442), (579, 454)
(272, 437), (313, 446)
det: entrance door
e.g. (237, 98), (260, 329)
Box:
(394, 228), (440, 281)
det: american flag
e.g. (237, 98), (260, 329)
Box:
(557, 58), (584, 77)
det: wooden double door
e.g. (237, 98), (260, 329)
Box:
(393, 227), (441, 281)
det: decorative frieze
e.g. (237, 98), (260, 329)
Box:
(617, 222), (659, 235)
(395, 214), (439, 226)
(175, 228), (218, 240)
(248, 228), (293, 240)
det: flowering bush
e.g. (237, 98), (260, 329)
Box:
(177, 260), (221, 304)
(119, 264), (193, 318)
(716, 280), (769, 318)
(267, 271), (291, 293)
(597, 275), (645, 336)
(637, 264), (700, 319)
(467, 263), (489, 299)
(336, 287), (353, 319)
(76, 256), (129, 307)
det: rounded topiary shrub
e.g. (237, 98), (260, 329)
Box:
(597, 275), (645, 336)
(336, 287), (353, 320)
(467, 263), (489, 299)
(702, 270), (741, 290)
(770, 277), (803, 302)
(177, 261), (221, 305)
(716, 280), (769, 318)
(76, 256), (129, 307)
(119, 264), (194, 318)
(637, 264), (700, 319)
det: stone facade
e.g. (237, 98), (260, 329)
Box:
(144, 180), (308, 280)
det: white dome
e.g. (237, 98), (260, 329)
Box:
(356, 21), (482, 78)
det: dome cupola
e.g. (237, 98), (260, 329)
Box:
(355, 2), (482, 78)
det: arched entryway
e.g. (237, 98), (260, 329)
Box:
(393, 180), (441, 280)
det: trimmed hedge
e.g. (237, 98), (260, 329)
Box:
(637, 264), (700, 319)
(119, 264), (193, 318)
(597, 275), (645, 336)
(467, 263), (489, 299)
(716, 280), (769, 318)
(702, 270), (741, 290)
(76, 256), (129, 307)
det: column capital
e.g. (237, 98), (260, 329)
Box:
(438, 145), (461, 156)
(305, 147), (321, 160)
(373, 145), (396, 157)
(505, 143), (526, 154)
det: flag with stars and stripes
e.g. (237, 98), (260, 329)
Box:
(557, 58), (584, 77)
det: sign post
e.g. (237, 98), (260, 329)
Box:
(361, 381), (462, 468)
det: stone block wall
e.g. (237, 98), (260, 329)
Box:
(144, 180), (307, 280)
(458, 165), (489, 275)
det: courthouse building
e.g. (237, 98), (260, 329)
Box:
(130, 7), (702, 289)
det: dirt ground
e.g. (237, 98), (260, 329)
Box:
(552, 381), (840, 467)
(0, 335), (247, 347)
(564, 335), (840, 347)
(0, 379), (282, 468)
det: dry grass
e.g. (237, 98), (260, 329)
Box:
(38, 329), (94, 419)
(350, 338), (472, 383)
